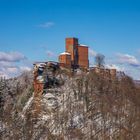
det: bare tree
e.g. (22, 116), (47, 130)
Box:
(95, 53), (105, 68)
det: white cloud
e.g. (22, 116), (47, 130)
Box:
(0, 51), (26, 62)
(89, 49), (97, 57)
(117, 53), (140, 66)
(105, 53), (140, 80)
(46, 50), (56, 58)
(0, 51), (32, 78)
(0, 71), (9, 79)
(37, 22), (54, 28)
(0, 61), (13, 67)
(105, 64), (124, 71)
(19, 66), (31, 72)
(0, 66), (18, 79)
(7, 67), (18, 73)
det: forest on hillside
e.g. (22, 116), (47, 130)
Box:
(0, 70), (140, 140)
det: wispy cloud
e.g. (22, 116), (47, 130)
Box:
(0, 51), (26, 62)
(116, 53), (140, 66)
(46, 50), (56, 57)
(0, 51), (31, 78)
(105, 64), (124, 71)
(105, 52), (140, 80)
(7, 67), (18, 73)
(19, 66), (32, 72)
(89, 48), (97, 57)
(0, 71), (9, 79)
(37, 22), (55, 28)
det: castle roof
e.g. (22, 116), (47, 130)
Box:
(79, 44), (88, 47)
(60, 52), (71, 55)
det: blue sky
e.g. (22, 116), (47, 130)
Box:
(0, 0), (140, 79)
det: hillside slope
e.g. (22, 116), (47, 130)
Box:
(0, 70), (140, 140)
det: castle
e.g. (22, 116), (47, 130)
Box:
(59, 38), (89, 69)
(33, 37), (117, 94)
(58, 37), (117, 79)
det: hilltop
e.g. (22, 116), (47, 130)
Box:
(0, 69), (140, 140)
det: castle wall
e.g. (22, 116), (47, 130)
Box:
(78, 45), (89, 68)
